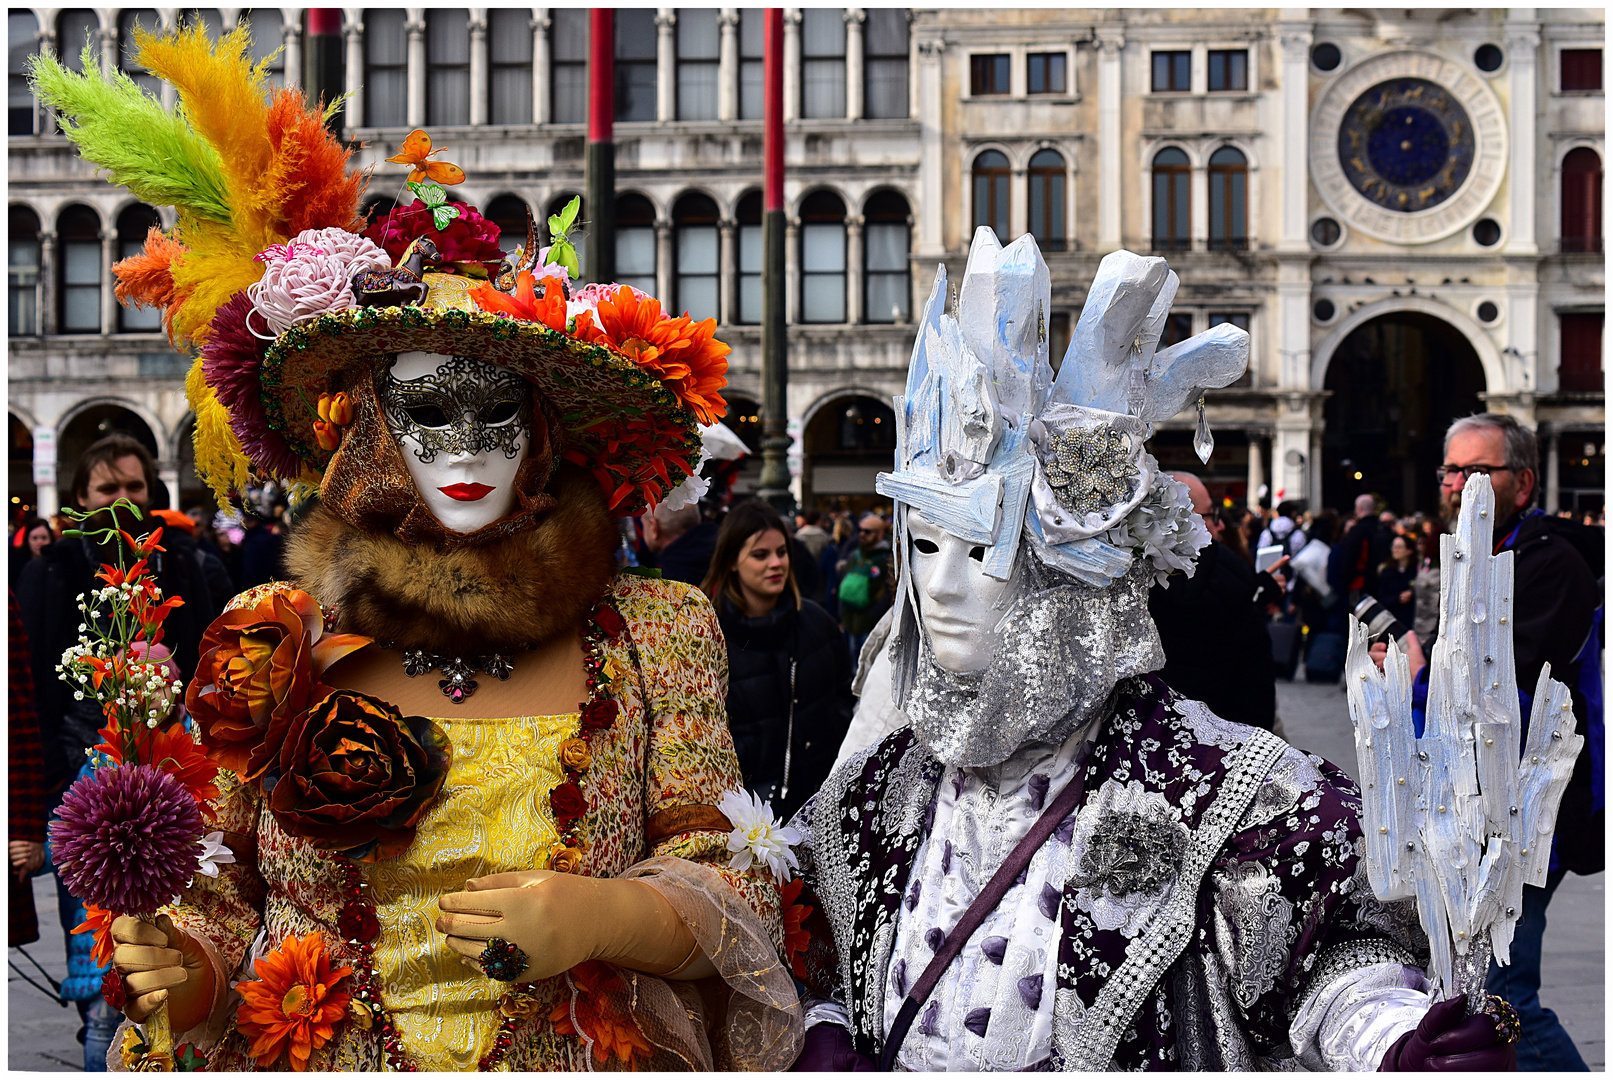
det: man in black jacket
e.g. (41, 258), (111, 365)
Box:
(1438, 413), (1599, 1071)
(1149, 473), (1286, 731)
(15, 434), (219, 794)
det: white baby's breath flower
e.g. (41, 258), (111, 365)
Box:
(719, 789), (802, 884)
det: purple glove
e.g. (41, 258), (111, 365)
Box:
(792, 1023), (875, 1072)
(1379, 995), (1517, 1071)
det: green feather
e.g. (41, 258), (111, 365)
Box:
(27, 44), (233, 224)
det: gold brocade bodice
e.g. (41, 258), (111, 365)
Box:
(362, 711), (578, 1072)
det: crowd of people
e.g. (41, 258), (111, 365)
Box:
(9, 410), (1604, 1071)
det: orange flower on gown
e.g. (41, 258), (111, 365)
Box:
(578, 286), (730, 425)
(549, 960), (655, 1069)
(72, 904), (116, 968)
(780, 877), (814, 979)
(235, 932), (353, 1072)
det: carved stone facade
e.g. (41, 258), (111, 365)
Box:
(7, 8), (1604, 520)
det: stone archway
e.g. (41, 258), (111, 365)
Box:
(56, 403), (162, 509)
(1320, 311), (1486, 515)
(800, 392), (897, 511)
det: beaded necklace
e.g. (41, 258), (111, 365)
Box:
(331, 599), (628, 1071)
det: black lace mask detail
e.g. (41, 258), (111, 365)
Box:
(378, 355), (532, 464)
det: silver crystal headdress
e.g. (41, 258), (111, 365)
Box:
(876, 230), (1250, 758)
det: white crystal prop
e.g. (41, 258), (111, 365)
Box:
(956, 227), (1052, 423)
(1192, 396), (1213, 463)
(1345, 473), (1583, 1002)
(1050, 250), (1249, 422)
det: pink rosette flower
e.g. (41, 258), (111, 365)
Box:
(246, 228), (391, 337)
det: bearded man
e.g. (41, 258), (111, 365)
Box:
(783, 234), (1516, 1072)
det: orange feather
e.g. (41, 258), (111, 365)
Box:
(111, 226), (186, 312)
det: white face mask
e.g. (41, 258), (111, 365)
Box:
(906, 511), (1021, 674)
(379, 351), (532, 534)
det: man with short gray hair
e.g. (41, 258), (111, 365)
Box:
(642, 500), (719, 587)
(1437, 410), (1599, 1070)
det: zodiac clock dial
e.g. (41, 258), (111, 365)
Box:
(1337, 78), (1476, 213)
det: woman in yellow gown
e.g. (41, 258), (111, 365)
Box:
(32, 24), (803, 1071)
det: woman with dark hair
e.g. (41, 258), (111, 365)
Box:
(703, 500), (854, 821)
(9, 517), (52, 580)
(1375, 533), (1418, 630)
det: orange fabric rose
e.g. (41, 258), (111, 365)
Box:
(185, 590), (370, 781)
(266, 690), (452, 862)
(235, 932), (352, 1072)
(548, 846), (584, 874)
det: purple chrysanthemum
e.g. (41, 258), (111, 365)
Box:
(201, 291), (305, 480)
(50, 764), (204, 916)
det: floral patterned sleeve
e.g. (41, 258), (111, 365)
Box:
(610, 579), (804, 1070)
(167, 762), (268, 1046)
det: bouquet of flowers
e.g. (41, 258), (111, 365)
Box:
(47, 499), (221, 1069)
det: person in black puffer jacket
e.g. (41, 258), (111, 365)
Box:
(704, 500), (853, 822)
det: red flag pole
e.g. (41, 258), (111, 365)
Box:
(758, 8), (792, 512)
(585, 9), (615, 285)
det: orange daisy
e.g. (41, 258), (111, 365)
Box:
(580, 287), (729, 425)
(72, 904), (116, 968)
(549, 960), (655, 1069)
(235, 932), (352, 1072)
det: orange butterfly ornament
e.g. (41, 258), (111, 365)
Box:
(385, 129), (466, 186)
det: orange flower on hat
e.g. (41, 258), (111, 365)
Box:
(235, 932), (352, 1072)
(578, 286), (729, 425)
(468, 272), (574, 335)
(549, 960), (654, 1069)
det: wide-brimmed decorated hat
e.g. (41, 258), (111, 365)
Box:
(31, 23), (724, 519)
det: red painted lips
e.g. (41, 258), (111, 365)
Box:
(439, 483), (495, 502)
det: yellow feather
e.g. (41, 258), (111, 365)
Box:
(167, 215), (266, 347)
(186, 359), (252, 503)
(134, 24), (286, 243)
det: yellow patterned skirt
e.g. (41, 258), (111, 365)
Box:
(361, 712), (578, 1071)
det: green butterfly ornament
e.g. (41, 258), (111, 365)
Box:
(408, 180), (461, 231)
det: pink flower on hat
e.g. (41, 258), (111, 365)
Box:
(246, 228), (390, 337)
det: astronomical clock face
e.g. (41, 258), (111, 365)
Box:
(1310, 51), (1507, 244)
(1337, 78), (1476, 213)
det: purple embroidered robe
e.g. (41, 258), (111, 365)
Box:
(790, 675), (1426, 1070)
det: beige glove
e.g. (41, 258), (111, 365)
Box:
(436, 870), (717, 983)
(110, 913), (218, 1031)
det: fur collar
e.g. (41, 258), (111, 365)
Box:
(284, 465), (619, 654)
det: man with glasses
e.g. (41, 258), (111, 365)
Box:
(837, 513), (893, 661)
(1436, 412), (1600, 1071)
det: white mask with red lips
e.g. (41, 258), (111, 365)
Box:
(380, 351), (532, 534)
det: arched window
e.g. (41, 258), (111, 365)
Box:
(243, 10), (285, 90)
(972, 150), (1010, 243)
(365, 9), (408, 128)
(736, 190), (762, 325)
(426, 10), (470, 127)
(9, 206), (40, 335)
(676, 9), (720, 121)
(673, 193), (719, 322)
(488, 8), (533, 125)
(58, 205), (102, 334)
(1208, 146), (1247, 251)
(1028, 148), (1066, 252)
(56, 11), (100, 72)
(864, 189), (910, 324)
(118, 10), (163, 98)
(117, 204), (163, 331)
(616, 194), (657, 296)
(1152, 147), (1190, 251)
(800, 190), (846, 324)
(485, 195), (531, 260)
(722, 394), (762, 453)
(9, 11), (39, 134)
(546, 193), (585, 278)
(1562, 147), (1603, 254)
(801, 8), (846, 119)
